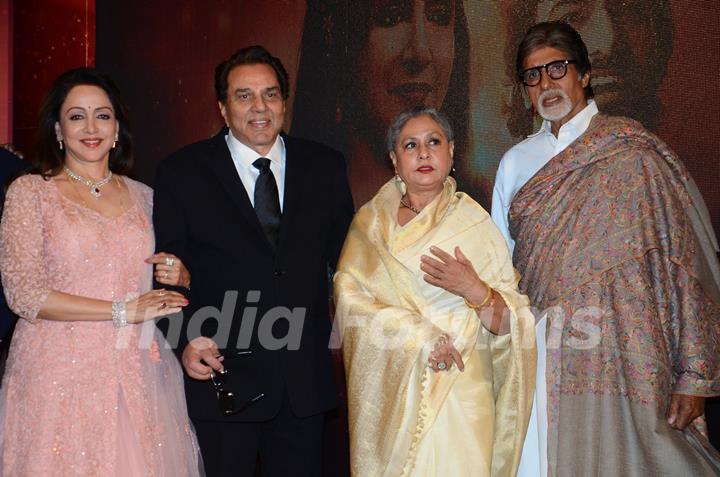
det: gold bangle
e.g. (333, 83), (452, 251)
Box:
(464, 283), (494, 309)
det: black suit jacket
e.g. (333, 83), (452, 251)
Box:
(153, 129), (354, 422)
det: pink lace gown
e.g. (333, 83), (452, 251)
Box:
(0, 175), (203, 476)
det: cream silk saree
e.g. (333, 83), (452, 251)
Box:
(334, 177), (535, 476)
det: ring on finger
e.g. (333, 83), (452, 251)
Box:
(159, 302), (167, 309)
(165, 257), (175, 267)
(163, 271), (169, 279)
(437, 361), (447, 370)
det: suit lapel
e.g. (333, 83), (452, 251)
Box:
(205, 129), (273, 253)
(278, 134), (308, 250)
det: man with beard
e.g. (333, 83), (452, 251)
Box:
(502, 0), (672, 138)
(492, 21), (720, 476)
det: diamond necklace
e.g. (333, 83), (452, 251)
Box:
(63, 166), (113, 198)
(400, 197), (421, 214)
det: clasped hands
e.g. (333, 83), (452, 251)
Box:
(120, 252), (191, 323)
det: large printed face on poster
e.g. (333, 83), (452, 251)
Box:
(291, 0), (674, 207)
(96, 0), (719, 231)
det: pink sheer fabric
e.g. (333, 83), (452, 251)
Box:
(0, 174), (203, 476)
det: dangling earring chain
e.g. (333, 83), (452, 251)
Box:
(64, 166), (113, 198)
(58, 139), (64, 150)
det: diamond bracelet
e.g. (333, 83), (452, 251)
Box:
(111, 300), (128, 328)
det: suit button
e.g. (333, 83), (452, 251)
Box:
(273, 269), (285, 277)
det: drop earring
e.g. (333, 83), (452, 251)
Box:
(394, 173), (407, 195)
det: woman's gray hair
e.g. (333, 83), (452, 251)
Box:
(386, 106), (455, 154)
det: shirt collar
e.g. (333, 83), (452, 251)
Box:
(537, 99), (598, 137)
(225, 131), (285, 168)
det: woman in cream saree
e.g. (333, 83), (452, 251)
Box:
(334, 108), (535, 476)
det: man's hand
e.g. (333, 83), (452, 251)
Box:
(182, 336), (224, 380)
(667, 393), (705, 430)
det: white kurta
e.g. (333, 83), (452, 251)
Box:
(490, 101), (598, 477)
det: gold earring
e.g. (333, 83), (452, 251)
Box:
(394, 174), (407, 195)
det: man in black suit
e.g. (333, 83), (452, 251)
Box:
(153, 46), (354, 476)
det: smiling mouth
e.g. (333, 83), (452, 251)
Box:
(80, 138), (103, 147)
(389, 82), (433, 104)
(249, 119), (271, 128)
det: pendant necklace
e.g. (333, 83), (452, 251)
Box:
(64, 166), (113, 198)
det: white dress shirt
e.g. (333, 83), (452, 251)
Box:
(225, 132), (286, 212)
(491, 100), (598, 252)
(490, 100), (598, 477)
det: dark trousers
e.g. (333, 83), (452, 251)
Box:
(193, 393), (324, 477)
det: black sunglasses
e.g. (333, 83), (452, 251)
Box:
(520, 59), (577, 87)
(210, 368), (265, 416)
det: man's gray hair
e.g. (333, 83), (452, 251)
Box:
(386, 106), (455, 154)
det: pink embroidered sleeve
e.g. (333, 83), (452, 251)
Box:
(0, 176), (50, 322)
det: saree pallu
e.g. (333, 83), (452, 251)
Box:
(334, 177), (535, 477)
(509, 115), (720, 476)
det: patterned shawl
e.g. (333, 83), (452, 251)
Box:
(509, 115), (720, 476)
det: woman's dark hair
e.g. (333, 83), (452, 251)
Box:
(34, 67), (134, 177)
(214, 45), (290, 103)
(291, 0), (469, 161)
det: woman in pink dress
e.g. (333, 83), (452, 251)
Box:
(0, 68), (203, 476)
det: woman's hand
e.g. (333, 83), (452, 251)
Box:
(147, 252), (191, 288)
(421, 246), (488, 301)
(428, 333), (464, 373)
(125, 288), (188, 323)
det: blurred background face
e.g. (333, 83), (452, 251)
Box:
(358, 0), (455, 139)
(536, 0), (666, 125)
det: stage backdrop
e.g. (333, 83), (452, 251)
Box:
(96, 0), (719, 234)
(95, 1), (720, 472)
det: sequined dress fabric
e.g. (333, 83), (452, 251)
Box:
(0, 174), (203, 476)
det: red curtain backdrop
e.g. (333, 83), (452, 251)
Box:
(11, 0), (95, 153)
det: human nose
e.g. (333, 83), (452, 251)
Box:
(252, 95), (268, 112)
(417, 143), (430, 159)
(538, 67), (553, 90)
(401, 4), (432, 75)
(84, 116), (98, 133)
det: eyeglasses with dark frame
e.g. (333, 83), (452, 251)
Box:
(520, 59), (577, 87)
(210, 368), (265, 416)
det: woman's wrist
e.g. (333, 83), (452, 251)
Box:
(463, 280), (494, 309)
(111, 300), (128, 327)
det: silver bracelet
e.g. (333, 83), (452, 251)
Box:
(111, 300), (128, 328)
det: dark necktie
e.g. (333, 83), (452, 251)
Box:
(252, 157), (281, 247)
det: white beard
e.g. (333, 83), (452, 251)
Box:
(537, 88), (573, 122)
